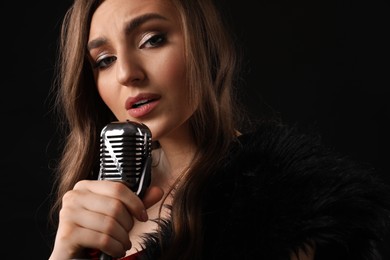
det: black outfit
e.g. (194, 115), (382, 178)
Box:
(140, 123), (390, 259)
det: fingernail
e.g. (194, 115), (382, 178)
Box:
(140, 209), (148, 222)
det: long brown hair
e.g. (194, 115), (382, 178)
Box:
(50, 0), (247, 258)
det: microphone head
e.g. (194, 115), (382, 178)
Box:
(98, 120), (152, 197)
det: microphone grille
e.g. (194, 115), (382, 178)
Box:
(98, 120), (152, 191)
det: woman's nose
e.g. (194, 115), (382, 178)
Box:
(116, 53), (145, 86)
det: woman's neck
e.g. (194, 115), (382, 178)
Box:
(152, 126), (197, 183)
(150, 141), (195, 191)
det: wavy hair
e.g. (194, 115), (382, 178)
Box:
(50, 0), (248, 258)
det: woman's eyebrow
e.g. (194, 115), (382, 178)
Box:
(87, 13), (168, 51)
(125, 13), (168, 33)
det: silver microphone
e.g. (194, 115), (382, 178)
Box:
(98, 120), (152, 197)
(97, 120), (152, 260)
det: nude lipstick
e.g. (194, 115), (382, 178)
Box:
(125, 93), (160, 118)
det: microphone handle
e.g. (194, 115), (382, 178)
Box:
(99, 253), (112, 260)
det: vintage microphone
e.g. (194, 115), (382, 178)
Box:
(98, 120), (152, 260)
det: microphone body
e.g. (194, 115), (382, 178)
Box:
(97, 120), (152, 259)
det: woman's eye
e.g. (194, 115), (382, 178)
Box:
(94, 55), (117, 69)
(140, 33), (167, 49)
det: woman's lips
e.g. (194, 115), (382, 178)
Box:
(125, 93), (160, 118)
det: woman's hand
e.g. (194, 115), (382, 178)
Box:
(49, 180), (163, 259)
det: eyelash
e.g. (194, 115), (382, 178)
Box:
(92, 33), (167, 70)
(141, 32), (167, 48)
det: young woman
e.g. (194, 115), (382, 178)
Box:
(48, 0), (390, 259)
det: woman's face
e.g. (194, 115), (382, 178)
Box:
(88, 0), (195, 141)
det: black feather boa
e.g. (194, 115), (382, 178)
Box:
(137, 123), (390, 260)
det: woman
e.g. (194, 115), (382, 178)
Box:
(48, 0), (390, 259)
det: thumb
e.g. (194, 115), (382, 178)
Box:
(142, 186), (164, 209)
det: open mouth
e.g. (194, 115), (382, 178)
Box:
(132, 99), (156, 108)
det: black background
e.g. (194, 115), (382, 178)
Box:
(1, 0), (388, 258)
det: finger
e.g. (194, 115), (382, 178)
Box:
(142, 186), (164, 209)
(62, 188), (134, 232)
(74, 180), (147, 222)
(60, 199), (132, 250)
(55, 220), (130, 258)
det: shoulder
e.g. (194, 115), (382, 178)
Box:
(224, 122), (385, 194)
(202, 122), (390, 259)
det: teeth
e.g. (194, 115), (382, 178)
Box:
(132, 99), (149, 108)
